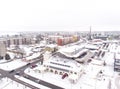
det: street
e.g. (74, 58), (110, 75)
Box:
(0, 56), (63, 89)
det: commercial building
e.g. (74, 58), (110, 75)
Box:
(56, 45), (94, 63)
(43, 56), (84, 83)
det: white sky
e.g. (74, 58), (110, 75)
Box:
(0, 0), (120, 32)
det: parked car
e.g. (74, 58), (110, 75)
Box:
(35, 79), (41, 84)
(23, 75), (29, 79)
(15, 71), (20, 75)
(30, 64), (37, 69)
(9, 70), (15, 73)
(62, 73), (68, 79)
(26, 63), (31, 66)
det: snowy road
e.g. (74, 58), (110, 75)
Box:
(0, 55), (64, 89)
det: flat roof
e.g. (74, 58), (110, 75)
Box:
(84, 44), (99, 50)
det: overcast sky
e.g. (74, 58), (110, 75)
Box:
(0, 0), (120, 33)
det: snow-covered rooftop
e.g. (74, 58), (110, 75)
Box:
(90, 59), (105, 66)
(59, 45), (83, 53)
(58, 45), (88, 58)
(46, 44), (57, 48)
(44, 56), (82, 73)
(48, 35), (62, 38)
(84, 44), (99, 50)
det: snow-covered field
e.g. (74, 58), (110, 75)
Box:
(0, 60), (27, 71)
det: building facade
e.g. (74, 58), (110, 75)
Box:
(0, 42), (6, 57)
(0, 35), (35, 47)
(48, 35), (80, 46)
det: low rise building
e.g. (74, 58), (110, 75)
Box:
(43, 56), (84, 83)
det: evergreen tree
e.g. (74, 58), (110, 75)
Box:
(5, 54), (11, 60)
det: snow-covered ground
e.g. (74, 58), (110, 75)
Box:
(25, 52), (40, 61)
(0, 78), (12, 89)
(25, 67), (111, 89)
(0, 77), (30, 89)
(0, 59), (10, 64)
(15, 75), (51, 89)
(25, 68), (71, 89)
(0, 60), (27, 71)
(20, 46), (33, 57)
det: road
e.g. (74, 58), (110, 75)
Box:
(115, 77), (120, 89)
(0, 56), (64, 89)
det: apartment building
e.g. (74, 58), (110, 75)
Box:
(48, 35), (80, 46)
(0, 42), (6, 57)
(0, 36), (35, 47)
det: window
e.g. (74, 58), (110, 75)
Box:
(60, 72), (63, 75)
(50, 62), (70, 67)
(55, 71), (58, 74)
(50, 69), (53, 72)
